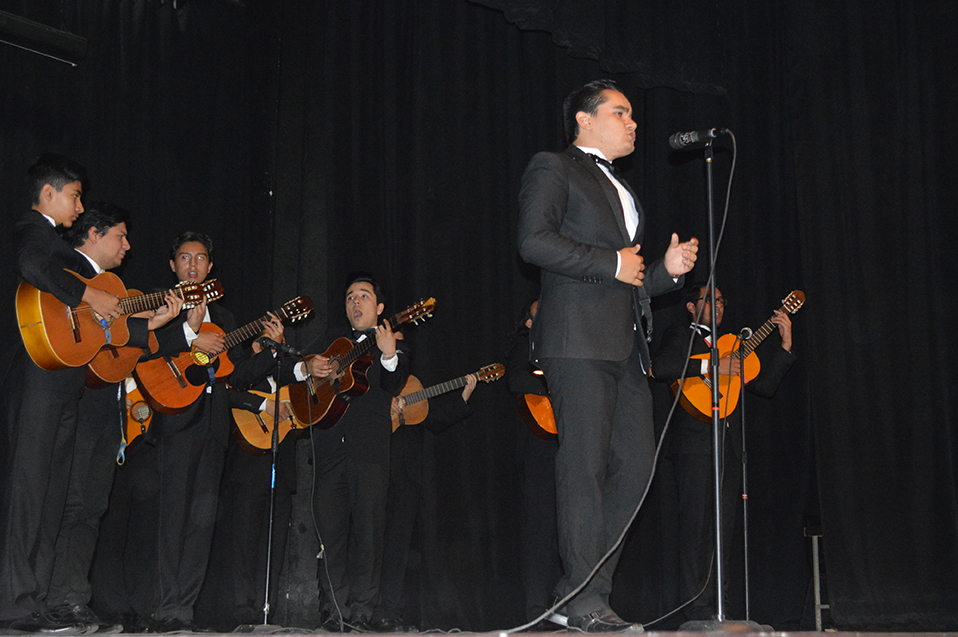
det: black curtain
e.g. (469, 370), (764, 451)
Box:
(2, 0), (956, 631)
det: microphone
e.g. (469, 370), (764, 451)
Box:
(257, 337), (303, 357)
(738, 327), (753, 340)
(668, 128), (723, 149)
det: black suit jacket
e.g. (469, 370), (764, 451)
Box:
(517, 145), (682, 368)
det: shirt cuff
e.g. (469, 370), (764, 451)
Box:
(381, 352), (399, 372)
(183, 322), (198, 345)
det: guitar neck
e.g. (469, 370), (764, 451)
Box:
(334, 311), (410, 371)
(403, 375), (469, 406)
(221, 309), (285, 352)
(117, 289), (174, 316)
(739, 305), (786, 357)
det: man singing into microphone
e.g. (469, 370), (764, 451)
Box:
(517, 79), (698, 632)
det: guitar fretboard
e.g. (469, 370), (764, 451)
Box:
(739, 312), (781, 358)
(219, 306), (297, 354)
(118, 289), (178, 316)
(403, 375), (470, 406)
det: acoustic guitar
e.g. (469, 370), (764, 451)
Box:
(86, 282), (225, 388)
(125, 383), (154, 447)
(287, 297), (436, 427)
(516, 393), (557, 439)
(672, 290), (805, 423)
(391, 363), (505, 431)
(134, 296), (314, 414)
(16, 270), (223, 371)
(230, 386), (305, 455)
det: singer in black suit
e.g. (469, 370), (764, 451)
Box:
(652, 284), (795, 621)
(517, 80), (698, 633)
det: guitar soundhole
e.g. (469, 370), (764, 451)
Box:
(192, 351), (211, 366)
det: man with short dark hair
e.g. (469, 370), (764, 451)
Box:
(652, 284), (794, 621)
(291, 274), (410, 631)
(0, 156), (125, 631)
(45, 203), (182, 632)
(517, 80), (698, 632)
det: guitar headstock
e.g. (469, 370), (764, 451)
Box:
(276, 296), (315, 323)
(477, 363), (505, 383)
(782, 290), (806, 314)
(175, 278), (225, 309)
(395, 297), (437, 327)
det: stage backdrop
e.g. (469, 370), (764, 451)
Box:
(1, 0), (955, 630)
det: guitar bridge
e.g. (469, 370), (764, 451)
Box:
(164, 356), (188, 389)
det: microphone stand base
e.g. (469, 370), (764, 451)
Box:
(679, 618), (771, 632)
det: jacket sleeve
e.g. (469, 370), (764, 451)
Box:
(15, 218), (87, 307)
(517, 152), (619, 280)
(652, 324), (705, 381)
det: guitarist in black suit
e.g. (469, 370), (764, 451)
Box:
(517, 80), (698, 632)
(505, 300), (563, 629)
(651, 284), (794, 621)
(45, 203), (183, 633)
(286, 274), (410, 631)
(0, 155), (127, 631)
(90, 231), (280, 632)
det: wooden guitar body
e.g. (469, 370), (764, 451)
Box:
(672, 335), (761, 423)
(125, 384), (154, 447)
(390, 375), (427, 431)
(134, 323), (231, 414)
(287, 337), (374, 427)
(517, 393), (557, 438)
(16, 271), (132, 370)
(231, 387), (307, 454)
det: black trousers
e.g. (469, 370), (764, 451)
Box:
(0, 352), (86, 621)
(376, 425), (422, 622)
(312, 441), (389, 622)
(48, 383), (124, 608)
(515, 424), (562, 622)
(540, 340), (655, 619)
(672, 432), (743, 619)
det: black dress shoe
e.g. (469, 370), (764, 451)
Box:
(348, 614), (372, 632)
(6, 609), (86, 633)
(566, 609), (643, 633)
(370, 617), (409, 632)
(50, 603), (124, 633)
(320, 614), (350, 633)
(143, 616), (197, 633)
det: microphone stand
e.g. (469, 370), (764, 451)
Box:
(260, 346), (287, 626)
(738, 330), (752, 621)
(680, 138), (764, 632)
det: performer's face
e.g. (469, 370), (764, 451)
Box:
(87, 222), (130, 270)
(689, 287), (726, 327)
(41, 180), (84, 227)
(345, 281), (384, 331)
(170, 241), (212, 283)
(576, 90), (636, 160)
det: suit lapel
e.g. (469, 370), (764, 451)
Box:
(565, 146), (633, 244)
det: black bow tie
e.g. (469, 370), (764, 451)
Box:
(588, 153), (617, 175)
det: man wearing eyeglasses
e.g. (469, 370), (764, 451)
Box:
(651, 284), (794, 622)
